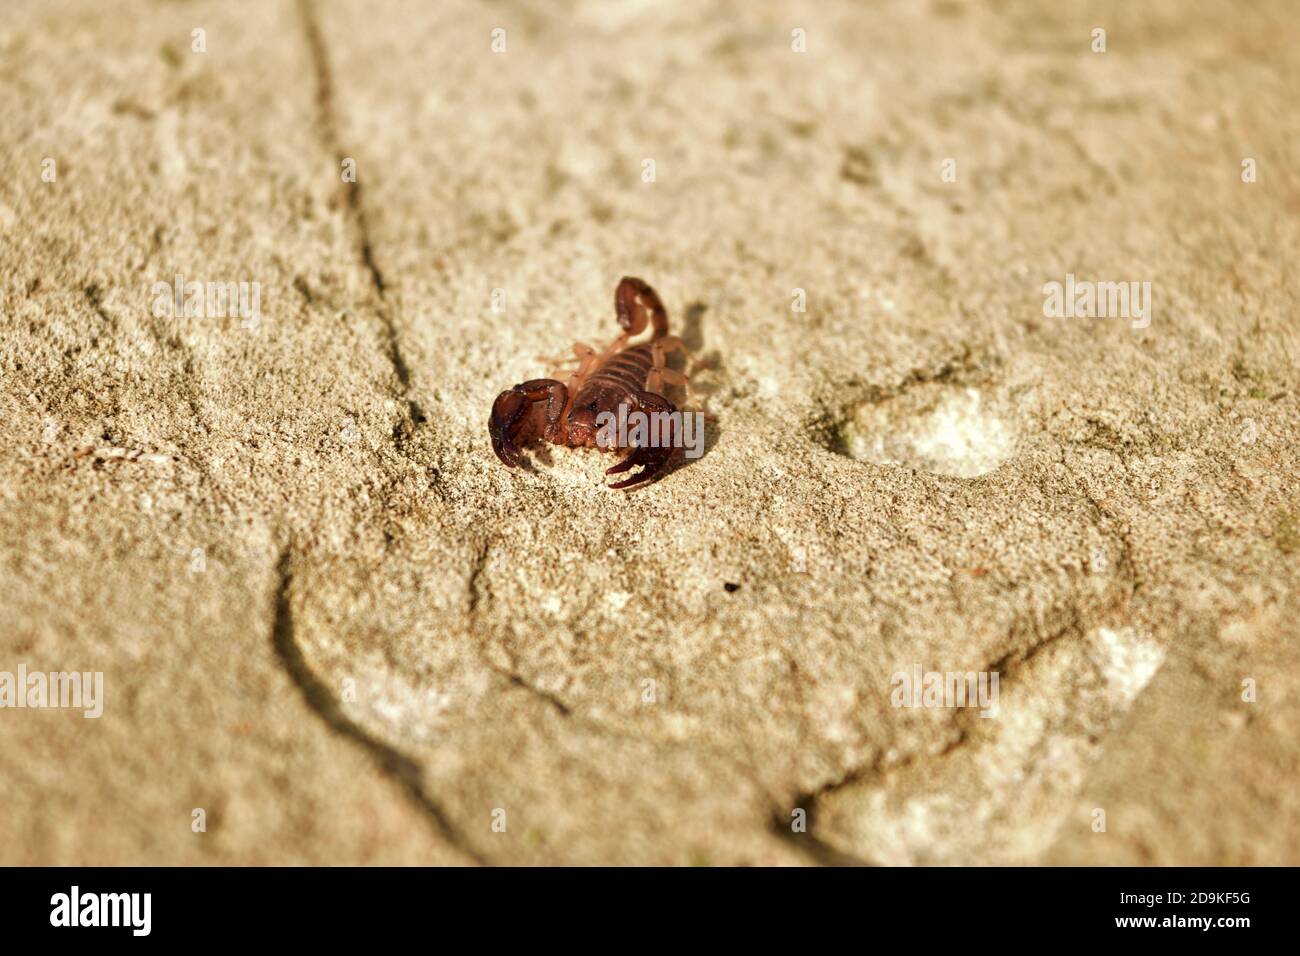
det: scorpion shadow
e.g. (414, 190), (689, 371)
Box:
(655, 300), (723, 486)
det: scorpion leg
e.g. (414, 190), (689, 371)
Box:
(647, 336), (692, 399)
(564, 344), (601, 392)
(489, 378), (569, 467)
(606, 389), (677, 490)
(647, 365), (691, 398)
(652, 335), (687, 356)
(538, 341), (597, 370)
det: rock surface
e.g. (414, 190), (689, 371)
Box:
(1, 0), (1296, 865)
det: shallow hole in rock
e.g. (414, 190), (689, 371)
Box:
(837, 385), (1016, 478)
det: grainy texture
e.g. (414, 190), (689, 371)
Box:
(1, 0), (1297, 865)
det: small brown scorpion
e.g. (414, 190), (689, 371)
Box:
(489, 277), (690, 489)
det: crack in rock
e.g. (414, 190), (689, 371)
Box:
(782, 551), (1149, 863)
(801, 616), (1167, 864)
(270, 547), (487, 865)
(296, 0), (425, 436)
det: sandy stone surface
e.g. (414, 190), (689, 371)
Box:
(1, 0), (1297, 865)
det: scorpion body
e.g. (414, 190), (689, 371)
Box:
(489, 277), (689, 489)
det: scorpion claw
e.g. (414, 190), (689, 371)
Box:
(606, 443), (673, 490)
(489, 380), (569, 468)
(491, 431), (521, 467)
(488, 389), (528, 467)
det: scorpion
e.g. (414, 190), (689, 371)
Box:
(489, 277), (690, 489)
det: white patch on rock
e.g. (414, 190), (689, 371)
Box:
(155, 108), (187, 186)
(348, 672), (454, 744)
(842, 386), (1015, 477)
(1087, 626), (1165, 705)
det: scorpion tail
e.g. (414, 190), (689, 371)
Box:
(615, 277), (669, 338)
